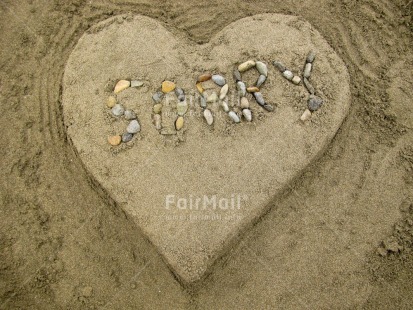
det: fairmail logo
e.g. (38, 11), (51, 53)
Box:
(164, 194), (247, 210)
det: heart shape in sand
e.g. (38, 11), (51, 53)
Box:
(62, 14), (350, 284)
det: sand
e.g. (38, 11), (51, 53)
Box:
(1, 0), (413, 309)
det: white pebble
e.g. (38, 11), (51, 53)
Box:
(304, 63), (312, 78)
(255, 61), (268, 77)
(228, 111), (240, 123)
(292, 76), (301, 85)
(242, 109), (252, 122)
(211, 75), (226, 86)
(204, 109), (214, 125)
(219, 84), (229, 100)
(111, 104), (125, 116)
(127, 120), (141, 133)
(283, 70), (294, 80)
(221, 100), (230, 112)
(131, 80), (144, 88)
(300, 109), (312, 122)
(207, 92), (218, 103)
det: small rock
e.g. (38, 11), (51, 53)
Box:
(303, 78), (315, 95)
(203, 109), (214, 125)
(273, 61), (286, 72)
(161, 80), (176, 93)
(377, 247), (388, 257)
(247, 86), (260, 93)
(81, 286), (93, 298)
(175, 88), (185, 101)
(122, 132), (134, 143)
(240, 97), (249, 109)
(177, 101), (188, 116)
(303, 63), (312, 78)
(212, 74), (226, 86)
(300, 109), (312, 122)
(242, 109), (252, 122)
(196, 82), (204, 94)
(114, 80), (130, 93)
(306, 51), (316, 63)
(253, 92), (265, 106)
(153, 103), (163, 114)
(152, 91), (164, 103)
(127, 120), (140, 134)
(107, 96), (117, 108)
(200, 95), (207, 108)
(237, 81), (246, 97)
(233, 68), (242, 81)
(292, 76), (302, 85)
(108, 135), (121, 146)
(255, 61), (268, 77)
(111, 104), (125, 117)
(238, 60), (256, 72)
(197, 73), (212, 82)
(207, 92), (218, 103)
(256, 75), (266, 87)
(263, 104), (274, 112)
(175, 116), (184, 130)
(282, 70), (294, 80)
(221, 100), (230, 112)
(131, 80), (144, 88)
(124, 110), (137, 120)
(228, 111), (240, 123)
(220, 84), (229, 100)
(307, 95), (323, 112)
(153, 114), (162, 130)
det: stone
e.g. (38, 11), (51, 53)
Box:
(177, 101), (188, 116)
(300, 109), (312, 122)
(206, 92), (218, 103)
(107, 96), (116, 108)
(306, 50), (316, 63)
(153, 103), (163, 114)
(152, 114), (162, 130)
(263, 104), (274, 112)
(292, 76), (302, 85)
(233, 68), (242, 81)
(81, 286), (93, 298)
(303, 77), (315, 95)
(228, 111), (240, 123)
(127, 119), (141, 134)
(114, 80), (130, 93)
(304, 63), (312, 78)
(212, 74), (226, 86)
(240, 97), (249, 109)
(200, 95), (207, 108)
(111, 104), (125, 116)
(220, 84), (229, 100)
(197, 73), (212, 82)
(122, 132), (134, 143)
(124, 109), (137, 120)
(221, 100), (229, 112)
(131, 80), (144, 88)
(247, 86), (260, 93)
(238, 60), (256, 72)
(108, 135), (121, 146)
(203, 109), (213, 125)
(161, 80), (176, 93)
(307, 95), (323, 112)
(255, 61), (268, 76)
(283, 70), (294, 80)
(273, 61), (286, 72)
(175, 88), (185, 101)
(237, 81), (246, 97)
(152, 91), (164, 103)
(253, 92), (265, 106)
(242, 108), (252, 122)
(175, 116), (184, 130)
(196, 82), (204, 94)
(256, 75), (266, 87)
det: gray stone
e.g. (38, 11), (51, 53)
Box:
(283, 70), (294, 80)
(263, 104), (274, 112)
(253, 92), (265, 106)
(304, 63), (312, 78)
(228, 111), (240, 123)
(211, 74), (226, 86)
(256, 74), (266, 87)
(307, 95), (323, 112)
(152, 91), (164, 103)
(111, 104), (125, 117)
(255, 61), (268, 77)
(122, 132), (134, 143)
(233, 68), (242, 81)
(273, 61), (286, 72)
(124, 110), (137, 120)
(242, 108), (252, 122)
(127, 119), (141, 134)
(237, 81), (246, 97)
(200, 95), (207, 108)
(131, 80), (144, 88)
(303, 77), (315, 95)
(306, 50), (316, 63)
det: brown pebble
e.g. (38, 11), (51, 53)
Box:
(175, 116), (184, 130)
(247, 86), (260, 93)
(196, 82), (204, 94)
(197, 73), (212, 82)
(107, 96), (116, 108)
(240, 97), (249, 109)
(108, 135), (122, 146)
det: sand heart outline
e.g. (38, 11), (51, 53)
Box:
(62, 13), (351, 284)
